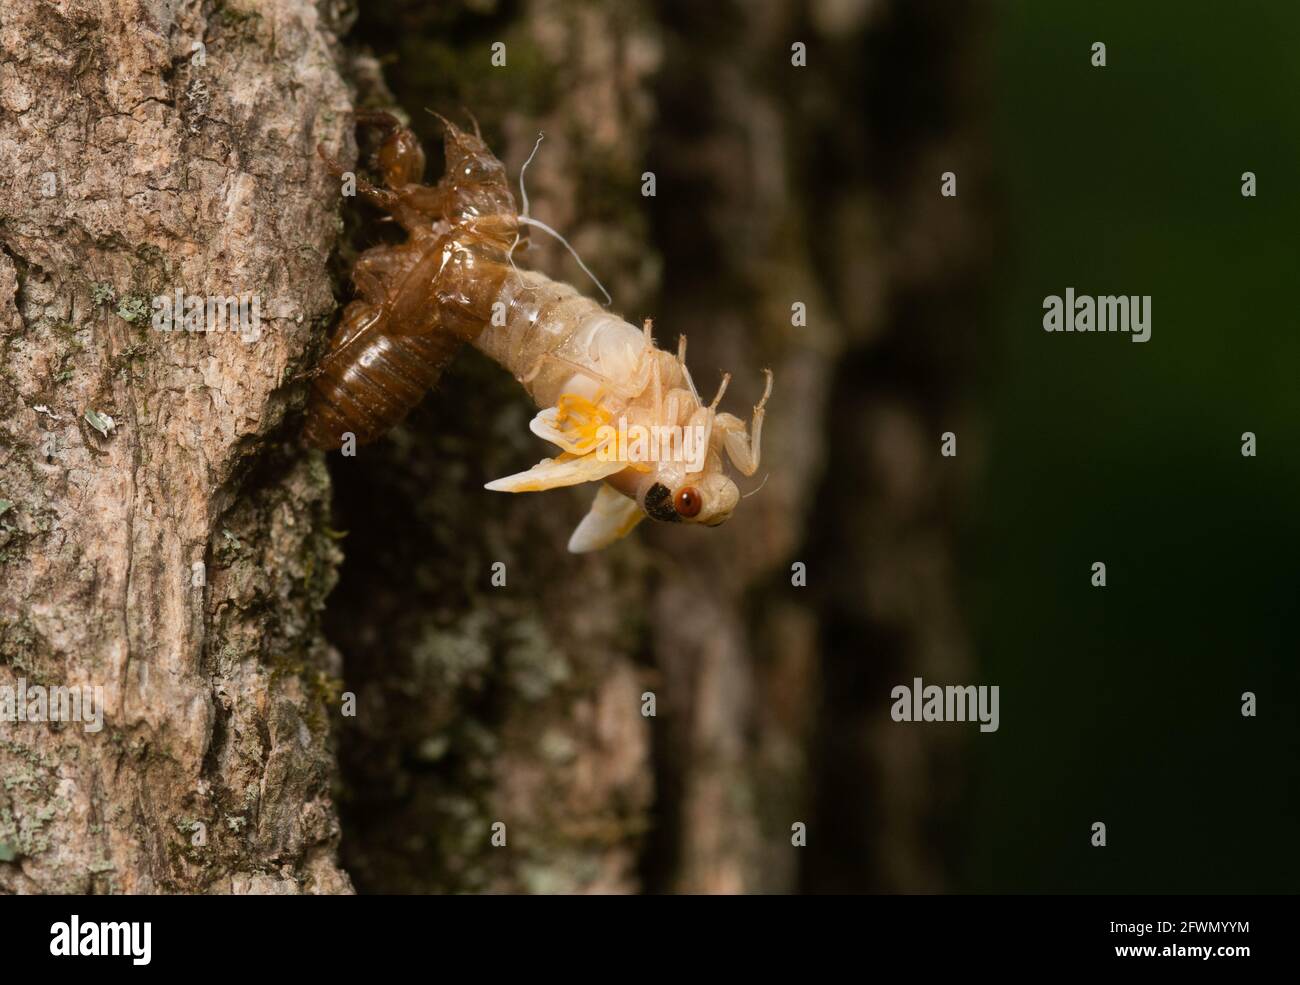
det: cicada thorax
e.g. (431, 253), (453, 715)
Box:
(303, 115), (521, 450)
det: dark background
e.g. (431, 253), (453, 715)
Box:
(965, 0), (1300, 892)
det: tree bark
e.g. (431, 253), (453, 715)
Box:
(0, 0), (354, 893)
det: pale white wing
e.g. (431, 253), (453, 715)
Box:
(485, 453), (625, 493)
(568, 482), (644, 553)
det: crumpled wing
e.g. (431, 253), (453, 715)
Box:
(528, 400), (613, 457)
(485, 451), (626, 493)
(568, 482), (644, 553)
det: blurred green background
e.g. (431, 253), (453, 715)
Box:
(965, 0), (1300, 892)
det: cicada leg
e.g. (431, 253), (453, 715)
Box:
(712, 369), (773, 476)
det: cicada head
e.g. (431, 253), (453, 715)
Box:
(631, 467), (740, 528)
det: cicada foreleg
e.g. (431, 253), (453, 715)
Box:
(712, 369), (773, 476)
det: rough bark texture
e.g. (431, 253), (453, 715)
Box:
(0, 0), (354, 893)
(1, 0), (986, 895)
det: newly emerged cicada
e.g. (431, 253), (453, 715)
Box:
(304, 112), (771, 552)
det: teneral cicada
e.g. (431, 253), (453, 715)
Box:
(304, 112), (771, 552)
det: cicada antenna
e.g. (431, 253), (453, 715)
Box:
(507, 132), (613, 308)
(507, 132), (545, 286)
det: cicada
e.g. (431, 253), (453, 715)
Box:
(304, 112), (771, 552)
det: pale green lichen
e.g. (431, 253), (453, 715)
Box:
(83, 409), (116, 437)
(0, 615), (43, 672)
(503, 615), (570, 701)
(114, 294), (150, 323)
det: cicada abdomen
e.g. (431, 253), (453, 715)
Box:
(301, 316), (461, 448)
(303, 112), (520, 449)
